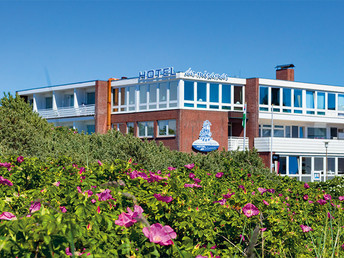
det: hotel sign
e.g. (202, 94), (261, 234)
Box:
(192, 120), (219, 152)
(184, 68), (229, 81)
(139, 67), (176, 80)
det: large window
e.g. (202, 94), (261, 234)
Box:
(139, 85), (148, 110)
(234, 86), (243, 105)
(294, 89), (302, 108)
(127, 122), (134, 134)
(45, 97), (52, 109)
(86, 92), (95, 105)
(260, 86), (268, 105)
(158, 120), (176, 136)
(307, 127), (326, 139)
(328, 93), (335, 110)
(138, 121), (154, 137)
(169, 81), (178, 107)
(271, 88), (280, 106)
(197, 82), (206, 102)
(317, 92), (325, 109)
(289, 156), (299, 174)
(338, 94), (344, 111)
(184, 81), (194, 101)
(210, 83), (219, 103)
(149, 84), (157, 109)
(222, 84), (231, 104)
(283, 88), (291, 107)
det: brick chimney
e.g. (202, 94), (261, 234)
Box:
(275, 64), (294, 81)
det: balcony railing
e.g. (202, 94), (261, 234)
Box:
(228, 137), (249, 151)
(254, 137), (344, 155)
(36, 105), (95, 119)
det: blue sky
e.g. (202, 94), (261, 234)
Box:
(1, 0), (343, 95)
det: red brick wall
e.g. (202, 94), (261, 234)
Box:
(95, 80), (108, 134)
(179, 110), (228, 152)
(245, 78), (260, 149)
(111, 110), (179, 150)
(276, 69), (294, 81)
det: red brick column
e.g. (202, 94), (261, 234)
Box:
(95, 80), (108, 134)
(245, 78), (260, 149)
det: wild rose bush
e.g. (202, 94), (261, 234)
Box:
(0, 156), (343, 257)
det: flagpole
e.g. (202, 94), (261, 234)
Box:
(243, 103), (247, 151)
(270, 104), (273, 173)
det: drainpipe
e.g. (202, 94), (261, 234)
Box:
(107, 78), (117, 131)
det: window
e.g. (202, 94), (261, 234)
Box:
(328, 158), (335, 174)
(338, 158), (344, 174)
(149, 84), (157, 109)
(159, 82), (167, 109)
(87, 125), (95, 134)
(169, 81), (178, 107)
(285, 126), (291, 137)
(127, 122), (134, 134)
(289, 156), (299, 175)
(210, 84), (219, 102)
(274, 125), (284, 137)
(338, 94), (344, 111)
(306, 91), (315, 109)
(279, 157), (287, 174)
(222, 84), (231, 104)
(283, 88), (291, 107)
(128, 86), (136, 111)
(313, 158), (323, 174)
(139, 85), (148, 110)
(262, 125), (271, 137)
(317, 92), (325, 110)
(112, 87), (126, 112)
(259, 86), (268, 105)
(307, 127), (326, 139)
(328, 93), (335, 110)
(184, 81), (194, 101)
(65, 94), (74, 107)
(45, 97), (52, 109)
(86, 92), (95, 105)
(234, 86), (243, 104)
(158, 120), (176, 136)
(294, 89), (302, 108)
(138, 121), (154, 137)
(292, 126), (298, 138)
(197, 82), (206, 102)
(271, 88), (280, 106)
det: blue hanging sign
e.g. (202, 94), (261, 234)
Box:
(139, 67), (176, 80)
(192, 120), (219, 152)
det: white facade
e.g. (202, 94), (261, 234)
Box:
(254, 78), (344, 182)
(17, 81), (96, 134)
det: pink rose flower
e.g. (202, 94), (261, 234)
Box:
(53, 181), (60, 187)
(304, 183), (310, 189)
(154, 194), (173, 203)
(115, 205), (144, 227)
(0, 176), (13, 186)
(215, 172), (224, 178)
(263, 200), (269, 206)
(60, 206), (67, 213)
(317, 199), (327, 205)
(0, 212), (17, 220)
(184, 163), (195, 169)
(167, 167), (176, 171)
(339, 196), (344, 201)
(300, 224), (313, 232)
(143, 223), (177, 246)
(17, 156), (24, 163)
(324, 194), (332, 200)
(96, 189), (113, 201)
(242, 203), (260, 218)
(29, 202), (41, 213)
(97, 160), (102, 166)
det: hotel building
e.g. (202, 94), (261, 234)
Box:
(17, 65), (344, 182)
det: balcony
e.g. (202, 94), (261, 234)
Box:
(228, 137), (249, 151)
(254, 137), (344, 155)
(36, 105), (95, 119)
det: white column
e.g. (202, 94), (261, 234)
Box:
(74, 89), (79, 108)
(32, 94), (38, 112)
(52, 91), (57, 110)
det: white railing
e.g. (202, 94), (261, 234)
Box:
(37, 105), (95, 119)
(228, 137), (249, 151)
(254, 137), (344, 155)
